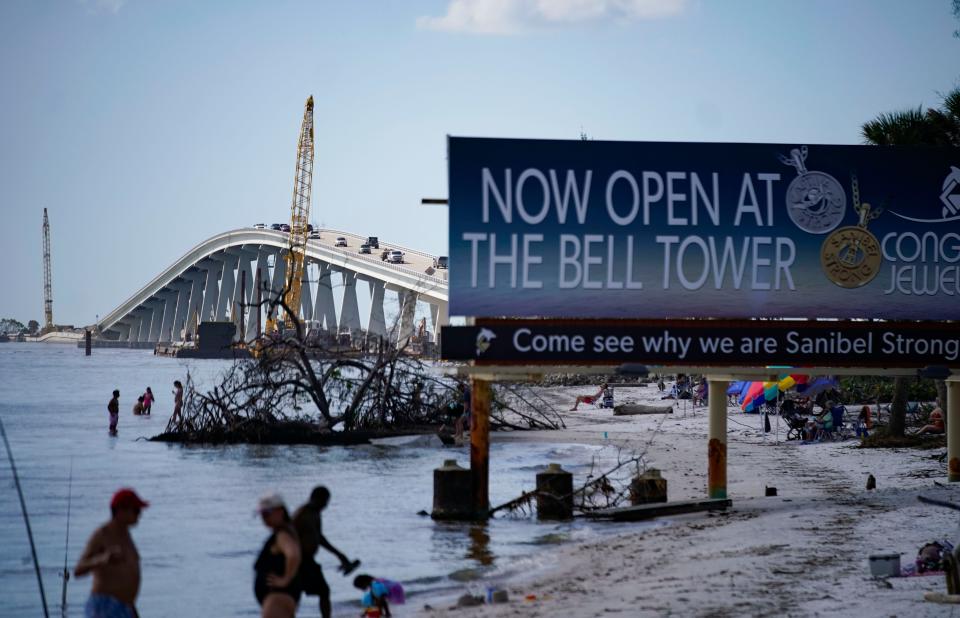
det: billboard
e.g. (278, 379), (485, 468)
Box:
(448, 137), (960, 320)
(441, 320), (960, 367)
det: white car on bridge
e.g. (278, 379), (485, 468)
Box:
(387, 250), (404, 264)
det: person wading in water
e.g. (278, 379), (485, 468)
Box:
(293, 486), (359, 618)
(255, 492), (301, 618)
(74, 488), (148, 618)
(107, 390), (120, 436)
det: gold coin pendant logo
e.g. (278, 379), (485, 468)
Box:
(820, 226), (882, 288)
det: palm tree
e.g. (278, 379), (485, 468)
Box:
(862, 88), (960, 147)
(861, 87), (960, 436)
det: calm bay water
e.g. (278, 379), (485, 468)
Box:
(0, 344), (622, 616)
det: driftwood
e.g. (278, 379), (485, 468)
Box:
(613, 403), (674, 416)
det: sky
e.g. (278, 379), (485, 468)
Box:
(0, 0), (957, 327)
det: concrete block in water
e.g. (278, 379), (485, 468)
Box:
(630, 468), (667, 505)
(536, 463), (573, 520)
(431, 459), (473, 520)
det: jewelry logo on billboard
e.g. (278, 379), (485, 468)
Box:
(779, 146), (846, 234)
(889, 166), (960, 223)
(820, 175), (883, 289)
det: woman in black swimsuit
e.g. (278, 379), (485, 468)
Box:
(254, 493), (302, 618)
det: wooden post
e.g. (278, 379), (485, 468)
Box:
(470, 378), (491, 519)
(948, 377), (960, 482)
(84, 329), (91, 356)
(707, 376), (728, 499)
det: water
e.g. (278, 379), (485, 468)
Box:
(0, 344), (628, 616)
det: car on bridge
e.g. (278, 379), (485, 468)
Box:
(309, 231), (321, 239)
(280, 224), (291, 232)
(253, 223), (266, 229)
(359, 244), (371, 254)
(335, 237), (348, 247)
(433, 256), (448, 269)
(270, 223), (283, 231)
(387, 250), (404, 264)
(367, 236), (379, 249)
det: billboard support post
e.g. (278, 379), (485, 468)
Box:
(470, 378), (491, 518)
(949, 378), (960, 482)
(707, 376), (728, 499)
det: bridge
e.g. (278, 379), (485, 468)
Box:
(96, 228), (449, 347)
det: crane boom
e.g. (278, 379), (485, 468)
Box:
(42, 208), (53, 332)
(283, 96), (314, 328)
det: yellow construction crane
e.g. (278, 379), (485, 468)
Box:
(265, 96), (314, 335)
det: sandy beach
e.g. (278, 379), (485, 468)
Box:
(417, 382), (957, 617)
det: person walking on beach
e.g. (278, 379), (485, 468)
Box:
(74, 488), (149, 618)
(293, 486), (359, 618)
(255, 492), (302, 618)
(107, 390), (120, 435)
(171, 380), (183, 423)
(142, 387), (154, 415)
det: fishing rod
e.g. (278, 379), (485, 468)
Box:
(61, 458), (73, 618)
(0, 416), (51, 618)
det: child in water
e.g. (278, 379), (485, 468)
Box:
(354, 574), (404, 617)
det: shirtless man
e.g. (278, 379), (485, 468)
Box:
(293, 486), (358, 618)
(107, 390), (120, 435)
(75, 488), (148, 618)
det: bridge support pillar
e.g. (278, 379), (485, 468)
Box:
(200, 261), (223, 323)
(127, 314), (142, 343)
(314, 263), (337, 333)
(115, 322), (131, 343)
(269, 250), (288, 321)
(185, 268), (207, 340)
(171, 277), (196, 342)
(430, 302), (448, 349)
(249, 248), (274, 339)
(232, 250), (255, 339)
(214, 253), (239, 322)
(158, 290), (178, 343)
(148, 299), (166, 342)
(397, 290), (417, 349)
(367, 280), (386, 344)
(339, 271), (362, 338)
(300, 261), (314, 323)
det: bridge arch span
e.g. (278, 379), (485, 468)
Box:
(97, 228), (448, 347)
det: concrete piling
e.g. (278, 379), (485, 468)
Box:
(536, 462), (573, 520)
(432, 459), (473, 520)
(630, 468), (668, 505)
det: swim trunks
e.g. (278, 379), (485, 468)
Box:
(85, 594), (135, 618)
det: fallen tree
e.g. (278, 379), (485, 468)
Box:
(155, 288), (562, 444)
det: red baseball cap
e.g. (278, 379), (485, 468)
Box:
(110, 488), (149, 510)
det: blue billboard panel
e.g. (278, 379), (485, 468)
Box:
(448, 137), (960, 320)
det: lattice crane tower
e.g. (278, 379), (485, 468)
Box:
(283, 96), (314, 328)
(42, 208), (53, 332)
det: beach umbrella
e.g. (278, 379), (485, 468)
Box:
(741, 375), (811, 413)
(727, 381), (750, 396)
(797, 376), (838, 398)
(778, 374), (809, 391)
(741, 381), (778, 413)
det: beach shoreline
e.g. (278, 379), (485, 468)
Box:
(413, 383), (957, 617)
